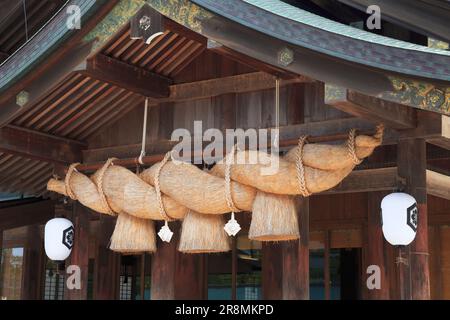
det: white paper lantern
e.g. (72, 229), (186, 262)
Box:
(381, 192), (418, 246)
(44, 218), (74, 261)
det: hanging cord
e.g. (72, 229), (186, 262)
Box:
(273, 78), (280, 148)
(223, 145), (241, 236)
(22, 0), (29, 41)
(154, 152), (174, 222)
(138, 98), (149, 165)
(96, 158), (117, 216)
(347, 128), (363, 165)
(64, 163), (80, 200)
(295, 136), (312, 197)
(224, 144), (240, 213)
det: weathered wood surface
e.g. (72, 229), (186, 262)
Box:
(65, 203), (90, 300)
(398, 138), (430, 300)
(282, 197), (309, 299)
(0, 125), (84, 165)
(77, 54), (172, 98)
(151, 221), (205, 299)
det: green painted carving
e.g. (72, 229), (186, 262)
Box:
(83, 0), (146, 51)
(382, 77), (450, 115)
(146, 0), (213, 33)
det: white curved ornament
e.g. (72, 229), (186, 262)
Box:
(44, 218), (74, 261)
(381, 192), (418, 246)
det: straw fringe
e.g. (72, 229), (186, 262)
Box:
(110, 213), (156, 254)
(178, 210), (231, 253)
(249, 191), (299, 242)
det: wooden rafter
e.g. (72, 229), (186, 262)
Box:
(0, 125), (85, 165)
(0, 199), (54, 230)
(163, 71), (312, 102)
(76, 54), (172, 98)
(326, 87), (417, 129)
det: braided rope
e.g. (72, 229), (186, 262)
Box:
(154, 152), (174, 221)
(96, 158), (117, 216)
(64, 163), (80, 200)
(347, 128), (363, 165)
(224, 145), (239, 212)
(295, 136), (312, 197)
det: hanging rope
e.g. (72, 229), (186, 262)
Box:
(224, 144), (239, 213)
(154, 152), (174, 221)
(64, 163), (80, 200)
(273, 78), (280, 148)
(96, 158), (117, 215)
(138, 98), (149, 165)
(22, 0), (29, 41)
(223, 144), (241, 236)
(295, 136), (312, 197)
(347, 128), (363, 165)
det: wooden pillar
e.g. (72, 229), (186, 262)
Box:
(397, 138), (430, 300)
(151, 222), (205, 299)
(65, 203), (90, 300)
(21, 225), (45, 300)
(324, 230), (330, 300)
(93, 215), (120, 300)
(262, 197), (310, 300)
(261, 243), (283, 299)
(365, 191), (390, 299)
(281, 197), (309, 299)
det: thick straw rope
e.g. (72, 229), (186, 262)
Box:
(295, 136), (312, 197)
(65, 162), (80, 200)
(224, 145), (239, 212)
(154, 152), (174, 221)
(96, 158), (117, 216)
(347, 128), (363, 165)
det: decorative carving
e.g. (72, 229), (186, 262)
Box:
(16, 90), (29, 107)
(277, 47), (294, 67)
(381, 77), (450, 115)
(147, 0), (213, 33)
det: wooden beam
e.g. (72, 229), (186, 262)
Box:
(326, 87), (417, 129)
(163, 71), (311, 102)
(207, 40), (299, 79)
(398, 138), (430, 300)
(0, 125), (84, 164)
(326, 167), (397, 194)
(426, 170), (450, 200)
(427, 115), (450, 150)
(327, 167), (450, 198)
(282, 197), (310, 299)
(77, 54), (171, 98)
(65, 203), (90, 300)
(0, 200), (54, 230)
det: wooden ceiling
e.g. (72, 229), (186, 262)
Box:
(102, 23), (205, 78)
(0, 0), (67, 64)
(0, 13), (208, 197)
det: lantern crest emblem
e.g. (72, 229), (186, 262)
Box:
(62, 226), (74, 250)
(406, 203), (418, 232)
